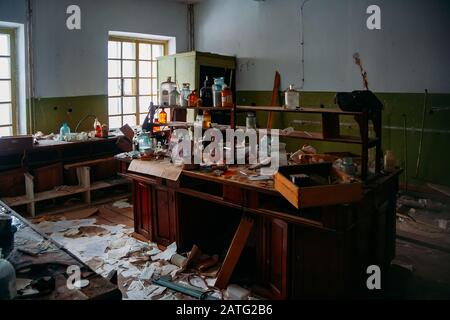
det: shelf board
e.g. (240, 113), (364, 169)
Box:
(2, 185), (88, 207)
(236, 106), (363, 116)
(90, 177), (131, 191)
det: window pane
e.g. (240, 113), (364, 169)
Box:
(139, 61), (151, 78)
(108, 60), (121, 78)
(122, 60), (136, 77)
(0, 58), (11, 79)
(108, 97), (121, 115)
(123, 79), (136, 96)
(152, 44), (164, 60)
(123, 115), (136, 127)
(152, 62), (157, 76)
(151, 79), (158, 95)
(151, 95), (159, 104)
(122, 42), (136, 60)
(108, 41), (121, 59)
(139, 96), (152, 113)
(0, 126), (12, 137)
(108, 79), (121, 96)
(109, 116), (121, 129)
(139, 79), (151, 95)
(0, 80), (12, 102)
(139, 43), (151, 60)
(123, 97), (136, 114)
(0, 103), (12, 126)
(139, 114), (147, 124)
(0, 34), (10, 56)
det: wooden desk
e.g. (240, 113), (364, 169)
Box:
(120, 160), (400, 299)
(1, 201), (122, 300)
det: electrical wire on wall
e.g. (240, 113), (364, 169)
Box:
(26, 0), (36, 133)
(300, 0), (311, 90)
(187, 3), (195, 51)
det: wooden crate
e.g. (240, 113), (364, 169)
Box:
(274, 163), (362, 209)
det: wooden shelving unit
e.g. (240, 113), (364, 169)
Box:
(1, 167), (131, 217)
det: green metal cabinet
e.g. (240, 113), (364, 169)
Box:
(157, 51), (236, 122)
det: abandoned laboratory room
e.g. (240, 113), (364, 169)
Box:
(0, 0), (450, 307)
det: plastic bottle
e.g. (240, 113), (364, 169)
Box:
(0, 248), (16, 300)
(59, 123), (71, 141)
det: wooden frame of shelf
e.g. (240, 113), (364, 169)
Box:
(1, 167), (131, 217)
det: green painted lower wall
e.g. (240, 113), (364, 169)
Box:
(30, 91), (450, 187)
(236, 91), (450, 188)
(32, 95), (108, 134)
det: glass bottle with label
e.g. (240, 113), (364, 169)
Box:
(221, 85), (233, 108)
(160, 77), (177, 107)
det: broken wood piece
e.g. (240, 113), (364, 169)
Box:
(215, 215), (255, 289)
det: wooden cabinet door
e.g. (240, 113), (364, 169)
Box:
(152, 188), (178, 247)
(133, 181), (152, 240)
(263, 218), (289, 299)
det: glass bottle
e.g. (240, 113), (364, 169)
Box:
(221, 85), (233, 108)
(94, 118), (102, 138)
(203, 110), (211, 129)
(159, 108), (167, 124)
(188, 90), (198, 107)
(212, 77), (225, 107)
(199, 76), (213, 107)
(285, 84), (300, 110)
(160, 76), (177, 107)
(153, 116), (160, 133)
(180, 83), (191, 107)
(59, 123), (71, 141)
(246, 112), (256, 130)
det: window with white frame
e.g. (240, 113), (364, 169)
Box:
(108, 37), (167, 129)
(0, 29), (16, 136)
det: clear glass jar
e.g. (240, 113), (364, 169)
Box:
(285, 84), (300, 109)
(160, 76), (177, 106)
(246, 112), (256, 130)
(179, 83), (190, 107)
(212, 77), (225, 107)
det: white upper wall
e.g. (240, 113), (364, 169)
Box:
(194, 0), (450, 93)
(1, 0), (189, 98)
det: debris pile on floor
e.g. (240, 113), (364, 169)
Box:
(31, 214), (254, 300)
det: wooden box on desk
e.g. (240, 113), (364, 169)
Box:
(274, 163), (363, 209)
(0, 135), (33, 154)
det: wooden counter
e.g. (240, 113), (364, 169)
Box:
(120, 160), (400, 299)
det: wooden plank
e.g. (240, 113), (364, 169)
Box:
(267, 71), (281, 129)
(215, 215), (255, 289)
(64, 157), (115, 170)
